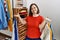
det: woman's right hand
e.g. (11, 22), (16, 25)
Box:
(14, 13), (27, 25)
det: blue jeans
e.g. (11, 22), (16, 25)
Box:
(25, 36), (41, 40)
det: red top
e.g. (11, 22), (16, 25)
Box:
(25, 15), (44, 38)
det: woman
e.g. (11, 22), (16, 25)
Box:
(14, 3), (46, 40)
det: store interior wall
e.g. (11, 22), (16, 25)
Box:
(26, 0), (60, 40)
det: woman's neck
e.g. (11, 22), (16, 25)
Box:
(33, 14), (39, 17)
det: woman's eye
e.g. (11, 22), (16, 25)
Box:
(34, 7), (35, 8)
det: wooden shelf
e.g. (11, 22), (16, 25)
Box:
(0, 30), (12, 38)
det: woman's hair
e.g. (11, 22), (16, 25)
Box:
(29, 3), (40, 16)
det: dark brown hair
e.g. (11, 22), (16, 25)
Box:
(29, 3), (40, 16)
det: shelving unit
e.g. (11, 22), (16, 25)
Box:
(0, 30), (12, 40)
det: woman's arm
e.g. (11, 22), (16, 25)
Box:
(39, 17), (51, 32)
(14, 13), (27, 25)
(39, 19), (47, 32)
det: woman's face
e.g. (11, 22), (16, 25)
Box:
(31, 5), (38, 14)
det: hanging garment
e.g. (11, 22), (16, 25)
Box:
(48, 23), (53, 40)
(48, 23), (54, 40)
(6, 0), (13, 32)
(19, 12), (27, 18)
(3, 0), (10, 22)
(41, 23), (53, 40)
(14, 18), (18, 40)
(0, 0), (8, 29)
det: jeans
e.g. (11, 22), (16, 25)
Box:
(25, 36), (41, 40)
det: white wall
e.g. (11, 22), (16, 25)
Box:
(26, 0), (60, 40)
(26, 0), (40, 9)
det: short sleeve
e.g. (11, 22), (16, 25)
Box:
(39, 16), (44, 24)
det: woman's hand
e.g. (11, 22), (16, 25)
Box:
(14, 13), (27, 25)
(45, 17), (52, 22)
(14, 13), (20, 18)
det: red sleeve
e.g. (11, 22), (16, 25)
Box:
(39, 16), (44, 24)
